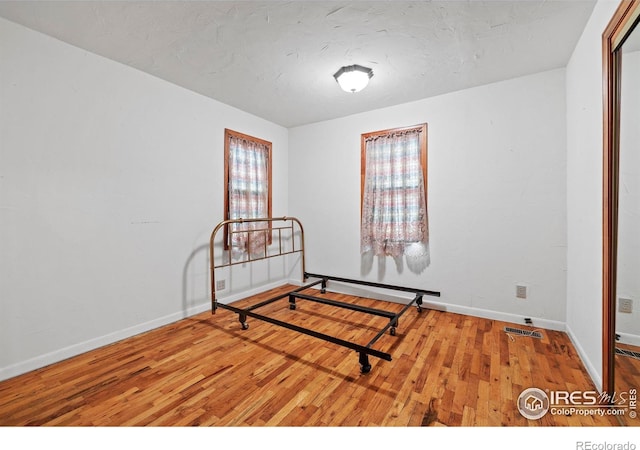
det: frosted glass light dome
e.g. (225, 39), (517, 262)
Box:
(333, 65), (374, 93)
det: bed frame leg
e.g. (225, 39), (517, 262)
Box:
(389, 318), (398, 336)
(239, 313), (249, 330)
(288, 294), (296, 310)
(416, 295), (423, 312)
(321, 278), (327, 294)
(359, 352), (372, 374)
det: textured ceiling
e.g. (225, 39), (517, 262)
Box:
(0, 1), (597, 128)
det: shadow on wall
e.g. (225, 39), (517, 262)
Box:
(361, 242), (430, 280)
(182, 243), (210, 316)
(182, 223), (309, 314)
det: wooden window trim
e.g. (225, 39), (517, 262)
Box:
(223, 128), (273, 249)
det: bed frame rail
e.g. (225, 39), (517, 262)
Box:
(209, 217), (440, 373)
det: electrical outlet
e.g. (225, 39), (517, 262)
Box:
(619, 297), (633, 314)
(516, 285), (527, 299)
(216, 279), (226, 291)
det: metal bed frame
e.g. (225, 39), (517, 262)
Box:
(209, 216), (440, 373)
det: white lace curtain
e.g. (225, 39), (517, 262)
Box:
(360, 128), (430, 270)
(228, 135), (269, 256)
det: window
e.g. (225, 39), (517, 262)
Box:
(360, 123), (430, 271)
(224, 128), (272, 255)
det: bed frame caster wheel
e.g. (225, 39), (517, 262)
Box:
(390, 327), (396, 336)
(289, 304), (296, 310)
(241, 322), (249, 330)
(358, 353), (371, 374)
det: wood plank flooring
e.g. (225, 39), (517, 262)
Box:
(0, 285), (621, 426)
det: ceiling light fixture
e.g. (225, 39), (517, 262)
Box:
(333, 64), (373, 93)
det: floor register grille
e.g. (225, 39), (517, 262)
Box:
(504, 326), (543, 339)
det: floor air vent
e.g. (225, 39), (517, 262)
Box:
(504, 327), (543, 339)
(615, 347), (640, 360)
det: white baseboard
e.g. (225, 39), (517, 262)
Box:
(565, 323), (602, 392)
(0, 280), (292, 383)
(215, 280), (289, 305)
(0, 277), (591, 386)
(0, 301), (211, 383)
(289, 277), (566, 332)
(615, 331), (640, 347)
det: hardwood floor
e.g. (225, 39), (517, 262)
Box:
(0, 285), (621, 426)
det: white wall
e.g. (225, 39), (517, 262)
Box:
(289, 69), (567, 328)
(565, 0), (620, 391)
(0, 17), (289, 381)
(2, 2), (623, 390)
(616, 49), (640, 344)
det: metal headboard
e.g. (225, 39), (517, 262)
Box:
(209, 216), (305, 312)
